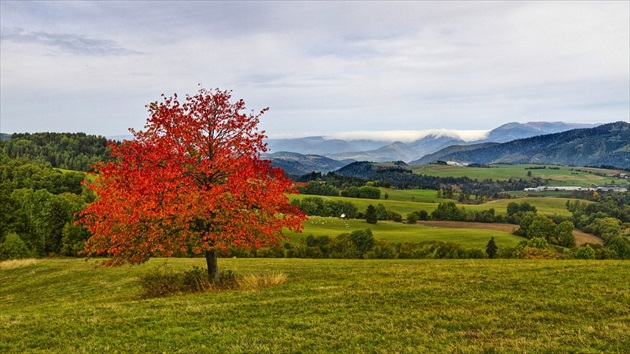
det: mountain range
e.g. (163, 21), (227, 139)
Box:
(265, 121), (612, 173)
(266, 122), (596, 164)
(412, 122), (629, 168)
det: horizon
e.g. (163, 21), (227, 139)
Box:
(0, 120), (619, 143)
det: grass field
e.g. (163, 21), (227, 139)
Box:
(290, 194), (440, 217)
(2, 258), (628, 353)
(410, 164), (627, 187)
(290, 193), (578, 218)
(286, 217), (523, 249)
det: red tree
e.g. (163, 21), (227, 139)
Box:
(79, 88), (306, 279)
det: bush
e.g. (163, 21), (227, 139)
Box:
(517, 247), (561, 260)
(0, 233), (33, 260)
(575, 245), (596, 260)
(138, 263), (184, 298)
(388, 211), (403, 222)
(255, 247), (285, 258)
(496, 247), (517, 259)
(139, 264), (241, 298)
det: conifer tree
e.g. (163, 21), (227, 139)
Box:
(485, 237), (498, 259)
(365, 205), (377, 224)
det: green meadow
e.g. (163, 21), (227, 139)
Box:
(290, 193), (577, 218)
(410, 163), (626, 187)
(287, 217), (522, 249)
(2, 258), (628, 353)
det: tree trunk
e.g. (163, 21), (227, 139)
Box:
(205, 249), (219, 282)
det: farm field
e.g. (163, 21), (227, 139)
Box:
(417, 221), (603, 246)
(2, 258), (628, 353)
(289, 194), (440, 217)
(290, 193), (578, 218)
(286, 217), (523, 249)
(409, 163), (626, 187)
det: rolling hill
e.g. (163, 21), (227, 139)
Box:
(411, 122), (630, 168)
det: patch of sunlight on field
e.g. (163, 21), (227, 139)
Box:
(0, 259), (39, 270)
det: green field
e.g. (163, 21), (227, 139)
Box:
(290, 194), (440, 217)
(287, 217), (522, 249)
(291, 193), (578, 218)
(473, 197), (578, 217)
(410, 164), (627, 187)
(2, 258), (628, 353)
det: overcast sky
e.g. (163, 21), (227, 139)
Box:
(1, 1), (628, 139)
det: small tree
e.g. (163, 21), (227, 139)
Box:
(0, 233), (33, 260)
(555, 221), (576, 248)
(79, 88), (306, 280)
(365, 205), (377, 224)
(375, 204), (388, 220)
(485, 237), (498, 259)
(527, 215), (556, 241)
(575, 245), (596, 259)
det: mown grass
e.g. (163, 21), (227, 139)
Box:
(1, 258), (628, 353)
(410, 163), (626, 187)
(287, 216), (522, 249)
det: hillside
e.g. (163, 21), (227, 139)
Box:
(0, 132), (111, 171)
(263, 151), (350, 174)
(411, 122), (630, 168)
(2, 258), (629, 352)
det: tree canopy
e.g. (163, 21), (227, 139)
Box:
(79, 88), (306, 279)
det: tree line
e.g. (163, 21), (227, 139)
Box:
(1, 132), (113, 172)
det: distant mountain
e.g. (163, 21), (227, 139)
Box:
(411, 122), (630, 168)
(262, 151), (351, 175)
(265, 136), (386, 155)
(265, 121), (597, 163)
(483, 122), (597, 143)
(411, 143), (500, 165)
(0, 133), (10, 141)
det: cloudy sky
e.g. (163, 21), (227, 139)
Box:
(1, 1), (628, 139)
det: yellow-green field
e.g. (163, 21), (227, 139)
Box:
(286, 216), (522, 249)
(410, 163), (626, 187)
(2, 258), (628, 353)
(290, 193), (580, 218)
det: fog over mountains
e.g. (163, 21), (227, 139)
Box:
(264, 122), (600, 171)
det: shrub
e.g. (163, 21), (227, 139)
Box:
(139, 264), (240, 298)
(607, 236), (630, 260)
(518, 247), (561, 260)
(0, 233), (33, 260)
(575, 245), (596, 260)
(255, 247), (285, 258)
(388, 211), (403, 222)
(138, 263), (183, 298)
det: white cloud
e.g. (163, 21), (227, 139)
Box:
(326, 129), (490, 143)
(1, 1), (628, 136)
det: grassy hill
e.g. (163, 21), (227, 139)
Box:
(2, 258), (628, 352)
(290, 193), (579, 218)
(286, 216), (523, 248)
(410, 164), (627, 187)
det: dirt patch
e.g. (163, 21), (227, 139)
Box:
(418, 221), (603, 246)
(573, 230), (605, 246)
